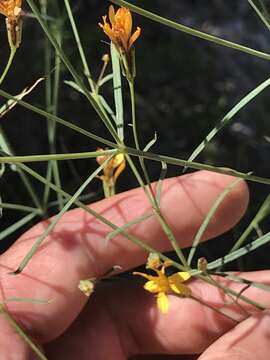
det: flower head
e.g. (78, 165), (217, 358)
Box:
(96, 149), (126, 185)
(134, 254), (191, 314)
(0, 0), (23, 47)
(96, 149), (126, 197)
(99, 5), (141, 54)
(0, 0), (22, 18)
(78, 279), (95, 297)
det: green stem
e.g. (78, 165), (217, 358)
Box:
(26, 0), (120, 143)
(0, 126), (43, 212)
(128, 80), (140, 152)
(0, 203), (40, 213)
(0, 47), (16, 86)
(128, 79), (155, 196)
(0, 305), (47, 360)
(248, 0), (270, 31)
(126, 153), (188, 268)
(0, 149), (117, 163)
(63, 0), (95, 92)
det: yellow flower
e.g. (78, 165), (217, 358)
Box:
(96, 149), (126, 185)
(133, 255), (192, 314)
(96, 149), (126, 197)
(99, 5), (141, 54)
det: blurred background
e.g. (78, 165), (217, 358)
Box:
(1, 0), (270, 269)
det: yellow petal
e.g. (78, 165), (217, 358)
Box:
(144, 280), (161, 293)
(109, 5), (115, 25)
(112, 153), (125, 168)
(128, 27), (141, 49)
(113, 160), (126, 182)
(157, 292), (169, 314)
(170, 282), (192, 297)
(177, 271), (191, 281)
(133, 271), (152, 281)
(169, 273), (192, 296)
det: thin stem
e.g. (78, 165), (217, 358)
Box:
(26, 0), (120, 143)
(248, 0), (270, 31)
(0, 305), (47, 360)
(0, 126), (43, 212)
(0, 203), (41, 213)
(50, 20), (64, 210)
(63, 0), (96, 92)
(126, 153), (188, 268)
(128, 79), (155, 197)
(0, 149), (117, 163)
(0, 47), (16, 86)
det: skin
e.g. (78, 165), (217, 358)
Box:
(0, 170), (269, 359)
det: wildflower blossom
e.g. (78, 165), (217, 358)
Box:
(0, 0), (22, 47)
(96, 149), (126, 197)
(99, 5), (141, 54)
(0, 0), (23, 47)
(134, 254), (192, 314)
(99, 5), (141, 80)
(96, 149), (125, 185)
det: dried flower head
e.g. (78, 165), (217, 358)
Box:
(78, 279), (95, 297)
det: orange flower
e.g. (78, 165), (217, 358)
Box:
(0, 0), (22, 19)
(99, 5), (141, 54)
(0, 0), (23, 47)
(96, 149), (126, 197)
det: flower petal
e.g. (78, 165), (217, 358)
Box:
(128, 27), (141, 49)
(177, 271), (191, 282)
(113, 160), (126, 182)
(123, 8), (132, 38)
(109, 5), (116, 25)
(169, 273), (192, 296)
(144, 280), (161, 293)
(157, 292), (169, 314)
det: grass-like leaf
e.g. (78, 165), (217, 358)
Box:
(185, 76), (270, 168)
(187, 177), (244, 266)
(111, 43), (124, 141)
(0, 213), (38, 242)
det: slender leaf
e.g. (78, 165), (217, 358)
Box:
(111, 43), (124, 140)
(186, 76), (270, 169)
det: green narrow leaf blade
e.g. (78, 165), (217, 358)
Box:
(111, 43), (124, 140)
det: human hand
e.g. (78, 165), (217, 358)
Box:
(1, 170), (267, 360)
